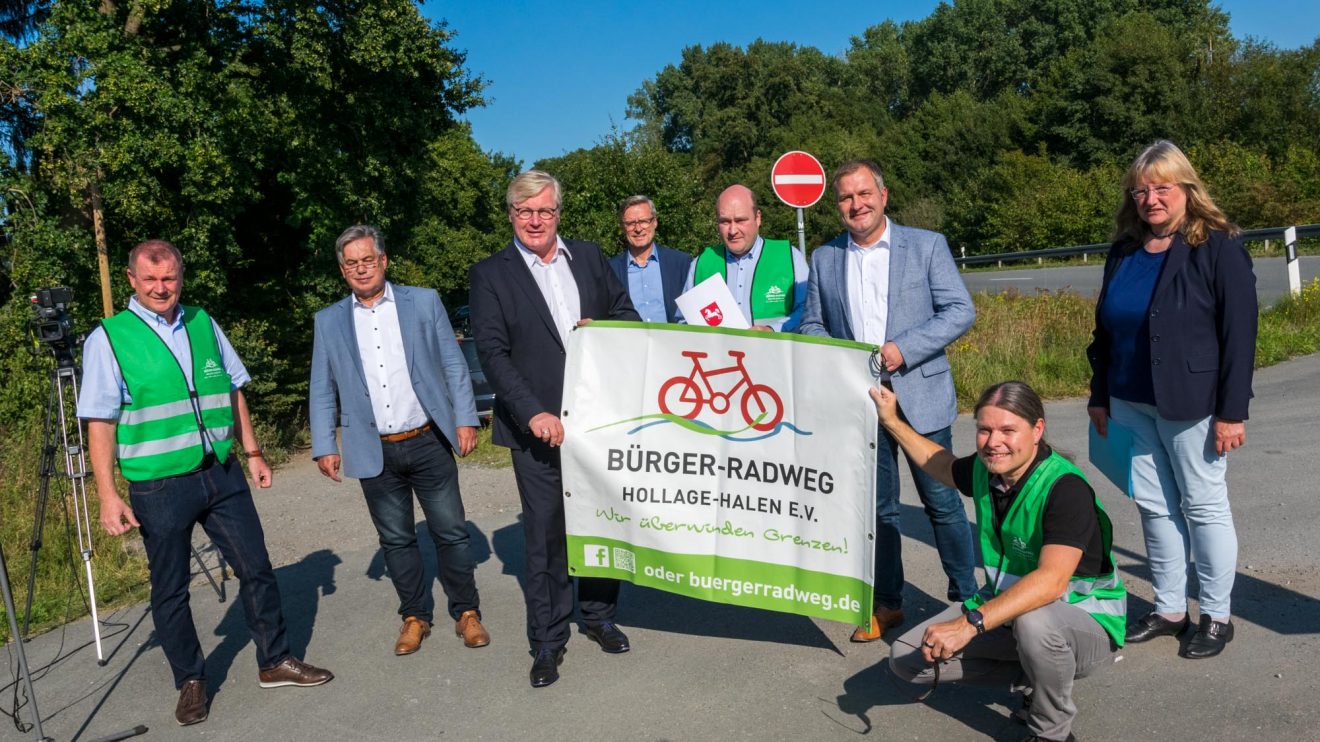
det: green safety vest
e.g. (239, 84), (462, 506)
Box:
(963, 451), (1127, 647)
(101, 306), (235, 481)
(692, 239), (794, 322)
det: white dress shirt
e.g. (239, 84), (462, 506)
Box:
(846, 219), (893, 346)
(354, 282), (428, 435)
(516, 236), (581, 345)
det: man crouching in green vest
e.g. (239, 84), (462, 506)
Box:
(681, 184), (808, 331)
(77, 240), (332, 727)
(873, 380), (1125, 742)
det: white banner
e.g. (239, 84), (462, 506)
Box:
(561, 322), (878, 626)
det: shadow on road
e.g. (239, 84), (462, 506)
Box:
(1113, 544), (1318, 636)
(205, 548), (341, 693)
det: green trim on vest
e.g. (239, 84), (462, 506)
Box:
(102, 305), (235, 481)
(962, 451), (1127, 647)
(692, 239), (794, 322)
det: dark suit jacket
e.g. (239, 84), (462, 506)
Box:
(607, 243), (692, 323)
(1087, 230), (1257, 421)
(468, 239), (640, 449)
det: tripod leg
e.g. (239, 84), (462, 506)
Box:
(191, 545), (227, 603)
(1, 543), (52, 741)
(21, 371), (60, 640)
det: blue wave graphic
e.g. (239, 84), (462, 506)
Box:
(626, 418), (812, 441)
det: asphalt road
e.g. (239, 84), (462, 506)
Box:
(8, 353), (1320, 741)
(962, 256), (1320, 305)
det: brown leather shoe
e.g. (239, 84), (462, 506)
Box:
(455, 610), (490, 648)
(175, 679), (208, 726)
(850, 606), (905, 642)
(257, 657), (334, 688)
(395, 616), (431, 655)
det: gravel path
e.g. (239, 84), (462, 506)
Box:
(242, 453), (518, 570)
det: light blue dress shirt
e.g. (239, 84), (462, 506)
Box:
(625, 245), (668, 323)
(76, 297), (250, 422)
(680, 236), (810, 331)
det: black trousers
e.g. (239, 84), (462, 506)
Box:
(510, 444), (618, 651)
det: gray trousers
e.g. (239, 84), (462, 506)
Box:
(890, 601), (1117, 741)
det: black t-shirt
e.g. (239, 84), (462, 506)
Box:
(952, 446), (1108, 577)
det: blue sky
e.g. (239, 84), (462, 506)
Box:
(422, 1), (1319, 166)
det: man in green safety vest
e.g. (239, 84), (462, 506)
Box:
(78, 240), (332, 727)
(873, 380), (1125, 742)
(679, 184), (808, 331)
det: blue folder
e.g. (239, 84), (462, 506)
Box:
(1088, 419), (1134, 498)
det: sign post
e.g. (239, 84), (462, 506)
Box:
(1285, 225), (1300, 296)
(770, 151), (827, 253)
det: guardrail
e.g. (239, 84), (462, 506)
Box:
(956, 223), (1320, 295)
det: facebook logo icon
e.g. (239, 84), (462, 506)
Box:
(584, 544), (610, 567)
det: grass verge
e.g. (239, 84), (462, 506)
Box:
(462, 424), (512, 469)
(0, 420), (149, 644)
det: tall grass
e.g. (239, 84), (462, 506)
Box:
(0, 420), (149, 644)
(949, 290), (1097, 410)
(1255, 278), (1320, 365)
(950, 282), (1320, 410)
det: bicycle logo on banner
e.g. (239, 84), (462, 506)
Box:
(658, 350), (784, 432)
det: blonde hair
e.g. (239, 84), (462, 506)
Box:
(506, 170), (562, 210)
(1114, 140), (1239, 247)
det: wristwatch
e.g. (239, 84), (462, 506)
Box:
(965, 608), (986, 635)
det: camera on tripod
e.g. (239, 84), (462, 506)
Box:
(30, 286), (83, 365)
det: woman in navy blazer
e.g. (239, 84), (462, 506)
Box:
(1087, 140), (1257, 660)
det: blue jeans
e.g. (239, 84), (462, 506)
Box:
(359, 429), (479, 624)
(873, 425), (978, 609)
(1110, 398), (1237, 618)
(129, 456), (289, 688)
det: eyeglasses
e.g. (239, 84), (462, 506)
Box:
(511, 207), (559, 221)
(622, 217), (655, 229)
(342, 255), (380, 270)
(1129, 184), (1178, 201)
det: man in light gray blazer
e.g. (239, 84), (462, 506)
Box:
(310, 224), (489, 657)
(799, 160), (978, 643)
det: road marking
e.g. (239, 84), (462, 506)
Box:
(988, 277), (1033, 282)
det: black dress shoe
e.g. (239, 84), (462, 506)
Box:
(1125, 612), (1190, 643)
(1183, 615), (1234, 659)
(529, 647), (565, 688)
(583, 622), (631, 653)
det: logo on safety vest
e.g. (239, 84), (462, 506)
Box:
(202, 358), (225, 379)
(1010, 536), (1035, 560)
(763, 285), (786, 302)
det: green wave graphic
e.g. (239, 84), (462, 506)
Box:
(587, 411), (765, 437)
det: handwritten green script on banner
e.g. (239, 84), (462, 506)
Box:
(562, 322), (878, 627)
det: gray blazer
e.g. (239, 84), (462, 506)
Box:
(309, 283), (479, 479)
(799, 222), (974, 434)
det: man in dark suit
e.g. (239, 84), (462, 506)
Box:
(309, 225), (489, 657)
(607, 195), (691, 323)
(468, 170), (641, 687)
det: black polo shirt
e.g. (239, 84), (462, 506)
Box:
(951, 445), (1108, 578)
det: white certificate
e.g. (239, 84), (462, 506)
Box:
(675, 274), (750, 330)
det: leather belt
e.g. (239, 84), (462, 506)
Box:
(380, 423), (432, 443)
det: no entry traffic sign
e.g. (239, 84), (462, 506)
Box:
(771, 151), (827, 209)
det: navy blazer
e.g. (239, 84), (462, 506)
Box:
(468, 239), (639, 449)
(1087, 230), (1257, 421)
(607, 243), (692, 323)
